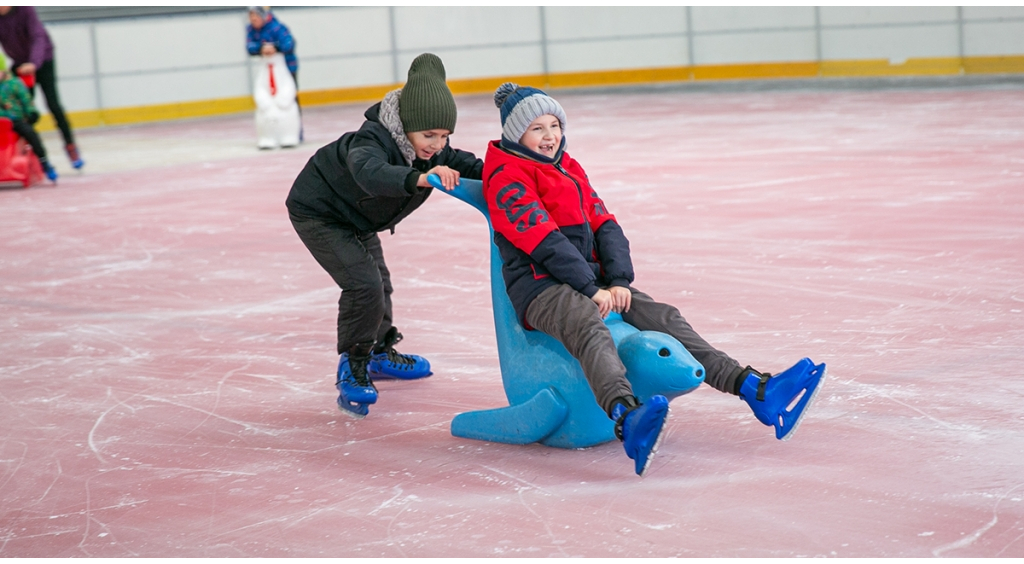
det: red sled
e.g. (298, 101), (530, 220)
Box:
(0, 117), (45, 188)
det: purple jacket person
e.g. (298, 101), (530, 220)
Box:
(0, 6), (82, 169)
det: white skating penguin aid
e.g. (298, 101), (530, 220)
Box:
(253, 52), (300, 149)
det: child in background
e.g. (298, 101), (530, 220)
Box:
(0, 58), (56, 182)
(246, 7), (298, 87)
(483, 83), (826, 476)
(246, 7), (302, 142)
(286, 53), (483, 418)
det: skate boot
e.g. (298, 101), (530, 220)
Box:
(368, 327), (432, 380)
(738, 358), (827, 441)
(336, 348), (377, 419)
(611, 395), (670, 477)
(41, 160), (58, 183)
(66, 144), (84, 169)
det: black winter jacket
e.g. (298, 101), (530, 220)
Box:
(285, 102), (483, 234)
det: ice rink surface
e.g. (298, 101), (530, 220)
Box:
(2, 79), (1023, 557)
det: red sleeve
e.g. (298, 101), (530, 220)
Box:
(486, 163), (557, 255)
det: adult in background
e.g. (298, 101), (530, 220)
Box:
(0, 6), (83, 169)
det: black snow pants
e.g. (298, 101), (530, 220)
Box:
(289, 211), (394, 355)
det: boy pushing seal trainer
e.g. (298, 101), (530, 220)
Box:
(286, 54), (483, 418)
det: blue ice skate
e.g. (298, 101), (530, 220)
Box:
(429, 175), (705, 450)
(368, 327), (432, 380)
(337, 353), (377, 419)
(66, 144), (84, 169)
(739, 358), (827, 441)
(613, 395), (670, 477)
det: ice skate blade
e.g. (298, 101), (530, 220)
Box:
(778, 365), (827, 441)
(337, 400), (369, 420)
(637, 405), (669, 478)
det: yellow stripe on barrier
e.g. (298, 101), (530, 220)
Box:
(33, 55), (1024, 132)
(35, 97), (255, 132)
(297, 85), (394, 107)
(692, 62), (819, 81)
(963, 55), (1024, 74)
(819, 57), (964, 77)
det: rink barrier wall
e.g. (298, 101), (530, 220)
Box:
(34, 55), (1024, 132)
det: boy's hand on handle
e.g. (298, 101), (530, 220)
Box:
(420, 166), (460, 191)
(591, 289), (614, 318)
(260, 43), (277, 56)
(608, 286), (631, 313)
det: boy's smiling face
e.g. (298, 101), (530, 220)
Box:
(406, 129), (451, 160)
(519, 114), (562, 158)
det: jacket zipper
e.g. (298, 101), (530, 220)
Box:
(554, 162), (597, 263)
(554, 162), (590, 231)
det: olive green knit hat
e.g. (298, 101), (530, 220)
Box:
(398, 53), (457, 134)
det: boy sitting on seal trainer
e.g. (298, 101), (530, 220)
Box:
(483, 83), (826, 476)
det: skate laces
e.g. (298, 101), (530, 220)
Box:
(375, 330), (417, 369)
(345, 355), (373, 387)
(382, 347), (417, 368)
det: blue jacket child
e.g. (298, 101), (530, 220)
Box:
(246, 7), (297, 77)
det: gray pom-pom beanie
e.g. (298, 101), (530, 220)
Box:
(493, 82), (566, 144)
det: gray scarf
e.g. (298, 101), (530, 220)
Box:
(379, 88), (416, 166)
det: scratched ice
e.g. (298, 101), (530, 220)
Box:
(1, 83), (1023, 556)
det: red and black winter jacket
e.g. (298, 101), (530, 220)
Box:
(483, 139), (634, 326)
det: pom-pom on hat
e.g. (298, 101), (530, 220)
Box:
(399, 53), (458, 134)
(493, 82), (566, 144)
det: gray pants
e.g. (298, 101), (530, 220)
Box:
(525, 284), (744, 415)
(289, 212), (393, 354)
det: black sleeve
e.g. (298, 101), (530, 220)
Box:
(345, 131), (419, 198)
(439, 143), (484, 180)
